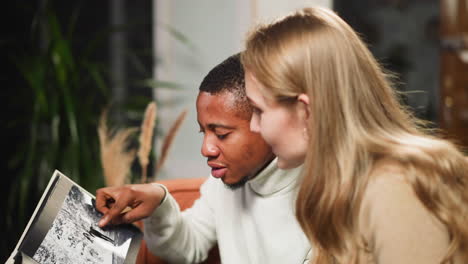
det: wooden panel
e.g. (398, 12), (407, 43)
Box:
(439, 0), (468, 147)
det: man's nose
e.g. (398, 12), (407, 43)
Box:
(201, 135), (220, 157)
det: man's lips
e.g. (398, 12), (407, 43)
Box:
(208, 162), (227, 179)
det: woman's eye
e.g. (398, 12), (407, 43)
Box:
(253, 109), (263, 121)
(253, 107), (263, 115)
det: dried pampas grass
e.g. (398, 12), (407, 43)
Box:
(154, 109), (188, 177)
(98, 110), (137, 187)
(98, 103), (187, 185)
(138, 102), (157, 183)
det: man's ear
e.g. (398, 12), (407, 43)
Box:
(297, 93), (310, 119)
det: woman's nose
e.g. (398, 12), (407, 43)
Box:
(250, 115), (260, 133)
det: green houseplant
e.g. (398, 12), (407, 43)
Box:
(7, 4), (109, 231)
(3, 1), (194, 260)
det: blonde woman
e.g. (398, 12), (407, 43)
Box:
(241, 6), (468, 264)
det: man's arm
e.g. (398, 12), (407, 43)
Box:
(143, 178), (218, 263)
(96, 178), (218, 263)
(95, 183), (166, 227)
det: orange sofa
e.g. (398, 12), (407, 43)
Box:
(135, 178), (221, 264)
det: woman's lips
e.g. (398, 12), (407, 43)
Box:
(211, 167), (227, 178)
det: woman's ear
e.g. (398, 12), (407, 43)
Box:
(297, 93), (310, 119)
(297, 93), (310, 140)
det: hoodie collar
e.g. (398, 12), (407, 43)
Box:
(247, 158), (303, 196)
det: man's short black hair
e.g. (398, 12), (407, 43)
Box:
(199, 53), (252, 119)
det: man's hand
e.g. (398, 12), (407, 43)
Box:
(95, 183), (166, 228)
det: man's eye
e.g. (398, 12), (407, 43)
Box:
(216, 134), (228, 140)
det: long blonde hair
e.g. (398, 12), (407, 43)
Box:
(242, 7), (468, 263)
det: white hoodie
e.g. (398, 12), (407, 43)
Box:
(143, 158), (311, 264)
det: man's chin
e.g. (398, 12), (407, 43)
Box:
(222, 176), (250, 190)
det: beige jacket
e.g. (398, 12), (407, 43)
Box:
(357, 160), (465, 263)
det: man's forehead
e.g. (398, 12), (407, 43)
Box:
(197, 91), (238, 112)
(197, 91), (250, 124)
(199, 90), (237, 102)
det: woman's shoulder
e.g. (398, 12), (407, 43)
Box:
(358, 158), (450, 262)
(361, 158), (435, 216)
(365, 158), (408, 196)
(361, 159), (415, 218)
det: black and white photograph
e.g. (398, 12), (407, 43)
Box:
(31, 185), (135, 264)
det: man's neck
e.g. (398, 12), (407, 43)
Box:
(249, 156), (276, 181)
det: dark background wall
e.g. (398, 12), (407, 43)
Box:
(2, 0), (152, 261)
(335, 0), (440, 123)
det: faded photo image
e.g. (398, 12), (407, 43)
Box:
(32, 186), (135, 264)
